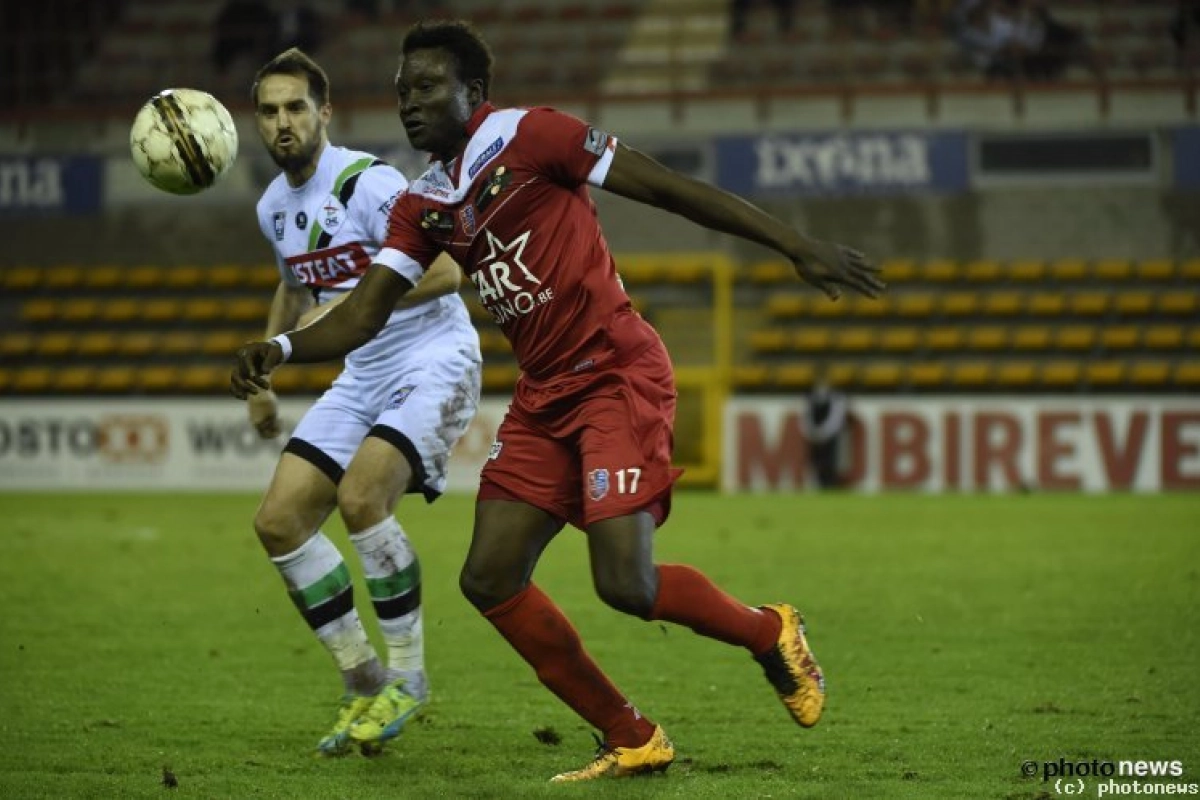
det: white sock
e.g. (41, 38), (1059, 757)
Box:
(350, 517), (426, 690)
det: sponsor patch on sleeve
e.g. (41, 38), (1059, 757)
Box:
(584, 127), (610, 157)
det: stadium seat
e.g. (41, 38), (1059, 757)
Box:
(44, 266), (84, 289)
(1068, 292), (1109, 315)
(925, 327), (964, 351)
(141, 299), (182, 323)
(983, 292), (1023, 315)
(1143, 326), (1184, 349)
(96, 366), (137, 393)
(766, 294), (806, 319)
(747, 260), (792, 284)
(14, 367), (53, 393)
(907, 362), (948, 387)
(881, 259), (918, 283)
(1158, 293), (1198, 315)
(1173, 363), (1200, 387)
(1027, 293), (1066, 315)
(52, 366), (95, 393)
(1128, 361), (1171, 386)
(1007, 260), (1047, 282)
(849, 296), (890, 317)
(178, 366), (226, 392)
(921, 259), (959, 282)
(896, 293), (936, 316)
(163, 266), (205, 289)
(482, 365), (520, 391)
(20, 300), (58, 324)
(226, 298), (271, 323)
(859, 362), (903, 388)
(1092, 259), (1133, 280)
(200, 331), (246, 356)
(183, 299), (224, 323)
(772, 365), (815, 389)
(1181, 259), (1200, 280)
(125, 265), (165, 289)
(84, 266), (123, 289)
(247, 265), (280, 289)
(1135, 259), (1174, 281)
(809, 298), (850, 318)
(77, 333), (118, 358)
(1055, 326), (1096, 350)
(100, 300), (140, 323)
(1050, 258), (1088, 281)
(61, 299), (101, 323)
(35, 333), (75, 358)
(941, 292), (979, 316)
(1040, 361), (1082, 387)
(0, 333), (35, 358)
(207, 265), (246, 289)
(994, 362), (1037, 387)
(1100, 326), (1140, 350)
(3, 266), (41, 291)
(879, 327), (919, 351)
(732, 365), (770, 388)
(964, 260), (1002, 282)
(1012, 326), (1052, 350)
(793, 329), (833, 352)
(139, 366), (178, 393)
(1086, 361), (1126, 386)
(966, 326), (1007, 350)
(834, 328), (875, 351)
(1114, 292), (1154, 315)
(478, 329), (511, 355)
(950, 362), (991, 387)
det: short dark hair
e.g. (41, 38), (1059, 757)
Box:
(402, 20), (493, 99)
(252, 48), (331, 107)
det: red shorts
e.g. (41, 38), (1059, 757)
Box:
(478, 340), (683, 530)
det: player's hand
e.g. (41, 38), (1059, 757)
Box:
(230, 341), (284, 399)
(247, 387), (281, 439)
(791, 239), (885, 301)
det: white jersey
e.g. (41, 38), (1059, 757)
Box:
(255, 144), (474, 372)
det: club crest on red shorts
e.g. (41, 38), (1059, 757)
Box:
(587, 468), (609, 501)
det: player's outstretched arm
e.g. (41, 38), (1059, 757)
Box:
(230, 264), (413, 399)
(601, 142), (884, 300)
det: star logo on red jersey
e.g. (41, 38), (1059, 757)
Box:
(480, 229), (540, 284)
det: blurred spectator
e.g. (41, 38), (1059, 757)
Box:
(953, 0), (1099, 82)
(1170, 0), (1200, 70)
(277, 4), (321, 54)
(212, 0), (277, 74)
(731, 0), (798, 39)
(805, 379), (848, 489)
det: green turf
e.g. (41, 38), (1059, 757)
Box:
(1, 492), (1198, 799)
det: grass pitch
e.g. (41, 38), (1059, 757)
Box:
(1, 491), (1197, 799)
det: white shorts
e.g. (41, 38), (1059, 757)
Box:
(287, 298), (481, 501)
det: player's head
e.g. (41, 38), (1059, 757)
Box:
(396, 20), (493, 157)
(252, 48), (332, 176)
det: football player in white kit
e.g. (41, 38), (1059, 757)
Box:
(246, 48), (481, 756)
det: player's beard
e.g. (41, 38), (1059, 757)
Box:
(270, 127), (322, 174)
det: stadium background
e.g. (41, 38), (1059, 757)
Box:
(1, 0), (1197, 490)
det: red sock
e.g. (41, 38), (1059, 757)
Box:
(650, 564), (782, 656)
(484, 584), (656, 748)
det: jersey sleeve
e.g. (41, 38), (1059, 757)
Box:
(375, 191), (438, 287)
(349, 163), (408, 247)
(518, 107), (618, 189)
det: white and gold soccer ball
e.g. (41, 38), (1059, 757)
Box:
(130, 88), (239, 195)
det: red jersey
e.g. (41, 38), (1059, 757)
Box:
(376, 103), (659, 382)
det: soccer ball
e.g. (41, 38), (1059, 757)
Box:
(130, 88), (239, 195)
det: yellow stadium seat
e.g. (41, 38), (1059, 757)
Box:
(0, 368), (10, 392)
(125, 265), (165, 288)
(792, 329), (832, 352)
(478, 329), (510, 354)
(138, 366), (178, 392)
(766, 294), (806, 319)
(921, 259), (959, 282)
(1136, 259), (1174, 281)
(178, 366), (226, 392)
(1055, 326), (1095, 350)
(749, 330), (788, 353)
(950, 362), (991, 387)
(35, 333), (75, 358)
(14, 367), (53, 392)
(226, 298), (270, 323)
(96, 366), (137, 393)
(248, 264), (281, 289)
(732, 365), (769, 388)
(208, 265), (245, 288)
(964, 260), (1002, 282)
(269, 369), (304, 392)
(61, 299), (101, 322)
(84, 266), (123, 288)
(1086, 361), (1125, 386)
(1027, 293), (1065, 315)
(824, 364), (856, 386)
(1129, 361), (1170, 386)
(1007, 260), (1046, 282)
(100, 300), (140, 323)
(4, 266), (42, 290)
(1173, 363), (1200, 387)
(896, 293), (935, 316)
(995, 362), (1037, 387)
(1068, 293), (1109, 315)
(1092, 259), (1132, 280)
(1158, 293), (1198, 315)
(44, 266), (84, 289)
(773, 364), (816, 388)
(925, 327), (964, 350)
(21, 299), (57, 323)
(52, 367), (95, 393)
(1143, 326), (1184, 349)
(880, 259), (918, 283)
(879, 327), (919, 351)
(809, 297), (849, 317)
(1050, 258), (1088, 281)
(183, 299), (224, 322)
(1040, 361), (1082, 387)
(1189, 329), (1200, 349)
(482, 365), (520, 391)
(908, 362), (948, 387)
(834, 328), (875, 351)
(982, 292), (1022, 315)
(849, 296), (889, 317)
(1114, 292), (1154, 314)
(163, 266), (205, 289)
(1012, 326), (1052, 350)
(966, 326), (1007, 350)
(142, 299), (182, 322)
(0, 333), (35, 358)
(941, 292), (978, 316)
(747, 260), (792, 284)
(117, 332), (160, 357)
(159, 332), (201, 356)
(1180, 259), (1200, 280)
(200, 331), (247, 356)
(302, 365), (342, 391)
(1100, 326), (1139, 350)
(77, 333), (118, 358)
(860, 362), (903, 388)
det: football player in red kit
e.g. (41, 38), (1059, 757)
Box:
(231, 19), (884, 781)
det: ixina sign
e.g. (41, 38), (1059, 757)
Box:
(724, 398), (1200, 493)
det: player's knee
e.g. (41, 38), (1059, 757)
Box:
(459, 561), (521, 612)
(253, 506), (305, 556)
(594, 574), (656, 619)
(335, 481), (389, 532)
